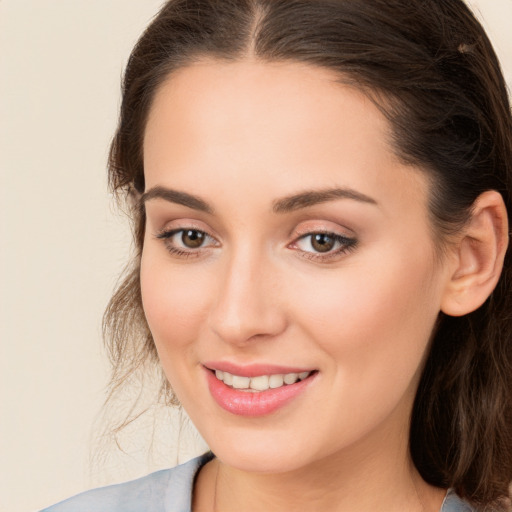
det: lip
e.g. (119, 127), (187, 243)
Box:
(203, 365), (317, 417)
(203, 361), (314, 378)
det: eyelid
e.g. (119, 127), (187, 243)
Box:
(156, 227), (219, 245)
(290, 233), (357, 262)
(153, 220), (357, 262)
(290, 231), (355, 249)
(153, 216), (220, 242)
(288, 223), (358, 262)
(290, 220), (355, 239)
(155, 225), (220, 260)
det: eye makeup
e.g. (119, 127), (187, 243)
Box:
(291, 231), (357, 262)
(156, 227), (218, 259)
(155, 225), (357, 263)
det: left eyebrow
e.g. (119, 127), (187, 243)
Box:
(140, 186), (214, 214)
(272, 187), (378, 213)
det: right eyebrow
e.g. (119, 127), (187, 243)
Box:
(140, 186), (214, 214)
(272, 187), (378, 213)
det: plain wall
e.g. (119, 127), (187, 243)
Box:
(1, 1), (511, 511)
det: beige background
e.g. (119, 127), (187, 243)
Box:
(1, 1), (511, 511)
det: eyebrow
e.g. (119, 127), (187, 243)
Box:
(141, 185), (377, 214)
(141, 186), (214, 214)
(272, 187), (378, 213)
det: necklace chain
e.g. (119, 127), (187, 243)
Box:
(212, 459), (219, 512)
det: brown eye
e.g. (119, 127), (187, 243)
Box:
(311, 233), (335, 253)
(182, 229), (205, 248)
(293, 231), (357, 260)
(156, 227), (218, 258)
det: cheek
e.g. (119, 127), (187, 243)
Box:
(287, 246), (441, 380)
(280, 249), (442, 443)
(140, 249), (212, 359)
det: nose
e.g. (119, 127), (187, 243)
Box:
(207, 246), (287, 346)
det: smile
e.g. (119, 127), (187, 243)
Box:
(214, 370), (311, 391)
(204, 365), (317, 416)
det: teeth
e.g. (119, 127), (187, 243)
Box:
(269, 374), (284, 388)
(283, 372), (298, 385)
(249, 375), (269, 391)
(214, 370), (312, 391)
(232, 375), (250, 389)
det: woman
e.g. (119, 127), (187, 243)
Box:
(42, 0), (512, 511)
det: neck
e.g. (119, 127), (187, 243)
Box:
(214, 454), (438, 512)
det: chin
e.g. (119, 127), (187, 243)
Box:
(199, 422), (322, 474)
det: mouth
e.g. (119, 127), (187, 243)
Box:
(203, 364), (318, 416)
(212, 369), (313, 392)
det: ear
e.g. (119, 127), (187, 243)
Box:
(441, 190), (509, 317)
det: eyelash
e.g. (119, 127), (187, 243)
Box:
(156, 228), (218, 259)
(155, 228), (357, 262)
(292, 231), (357, 262)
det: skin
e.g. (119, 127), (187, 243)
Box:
(140, 59), (462, 511)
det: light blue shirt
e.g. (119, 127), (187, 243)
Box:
(41, 452), (474, 511)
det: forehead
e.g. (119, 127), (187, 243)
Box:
(145, 60), (391, 165)
(144, 59), (390, 147)
(143, 58), (428, 218)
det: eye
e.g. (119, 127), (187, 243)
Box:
(301, 233), (336, 253)
(178, 229), (207, 248)
(156, 228), (218, 257)
(293, 232), (357, 260)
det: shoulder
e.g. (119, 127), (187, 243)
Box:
(441, 489), (477, 512)
(39, 452), (214, 512)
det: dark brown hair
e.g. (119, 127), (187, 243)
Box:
(104, 0), (512, 509)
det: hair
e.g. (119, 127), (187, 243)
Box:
(103, 0), (512, 509)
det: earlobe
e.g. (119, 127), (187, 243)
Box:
(441, 190), (509, 317)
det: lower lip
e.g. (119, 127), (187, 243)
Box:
(205, 369), (315, 417)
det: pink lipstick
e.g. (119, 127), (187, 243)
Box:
(203, 363), (316, 417)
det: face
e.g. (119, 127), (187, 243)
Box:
(141, 59), (451, 474)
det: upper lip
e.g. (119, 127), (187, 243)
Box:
(203, 361), (316, 377)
